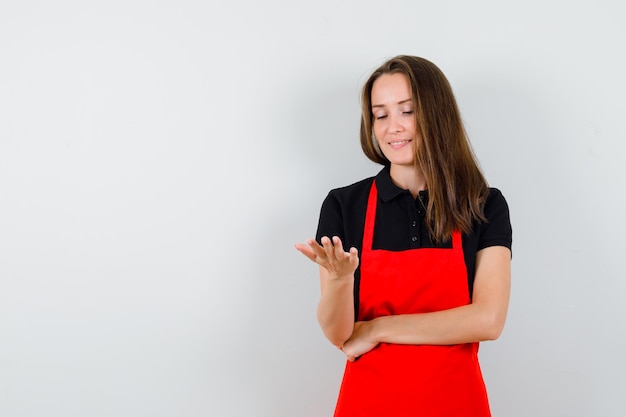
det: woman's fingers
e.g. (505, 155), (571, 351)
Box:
(348, 246), (359, 266)
(294, 243), (317, 263)
(296, 238), (332, 265)
(331, 236), (344, 255)
(321, 236), (336, 261)
(296, 236), (359, 276)
(309, 238), (330, 262)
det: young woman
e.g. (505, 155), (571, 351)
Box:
(295, 55), (512, 417)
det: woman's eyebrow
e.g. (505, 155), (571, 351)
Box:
(371, 98), (412, 108)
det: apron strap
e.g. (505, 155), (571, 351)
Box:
(362, 181), (378, 251)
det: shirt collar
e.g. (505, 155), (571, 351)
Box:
(375, 166), (406, 202)
(375, 166), (430, 203)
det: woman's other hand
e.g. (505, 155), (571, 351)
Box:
(341, 321), (379, 362)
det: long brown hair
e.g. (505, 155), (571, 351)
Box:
(360, 55), (489, 243)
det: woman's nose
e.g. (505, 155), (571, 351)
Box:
(389, 115), (404, 133)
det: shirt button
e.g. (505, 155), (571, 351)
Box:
(411, 236), (418, 242)
(412, 221), (417, 227)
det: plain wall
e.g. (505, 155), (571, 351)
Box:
(1, 0), (625, 416)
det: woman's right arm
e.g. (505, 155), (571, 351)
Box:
(295, 236), (358, 347)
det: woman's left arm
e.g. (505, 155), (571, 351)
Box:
(341, 245), (511, 361)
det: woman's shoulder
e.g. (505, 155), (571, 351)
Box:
(484, 187), (510, 218)
(326, 176), (375, 203)
(316, 175), (375, 243)
(487, 187), (506, 199)
(318, 175), (376, 223)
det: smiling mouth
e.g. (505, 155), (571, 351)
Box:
(388, 139), (412, 148)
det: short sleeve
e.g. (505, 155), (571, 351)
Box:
(315, 191), (344, 245)
(478, 188), (513, 253)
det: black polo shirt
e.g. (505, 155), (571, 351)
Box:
(315, 166), (512, 311)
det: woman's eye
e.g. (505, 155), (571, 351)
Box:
(375, 115), (388, 120)
(403, 110), (414, 115)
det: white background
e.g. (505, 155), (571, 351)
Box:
(1, 1), (625, 416)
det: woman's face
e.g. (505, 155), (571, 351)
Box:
(371, 73), (419, 167)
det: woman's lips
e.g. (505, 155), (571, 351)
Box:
(388, 139), (412, 149)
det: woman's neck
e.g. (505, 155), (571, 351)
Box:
(389, 164), (427, 199)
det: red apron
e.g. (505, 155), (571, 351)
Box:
(334, 181), (491, 417)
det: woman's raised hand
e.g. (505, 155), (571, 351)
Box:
(295, 236), (359, 280)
